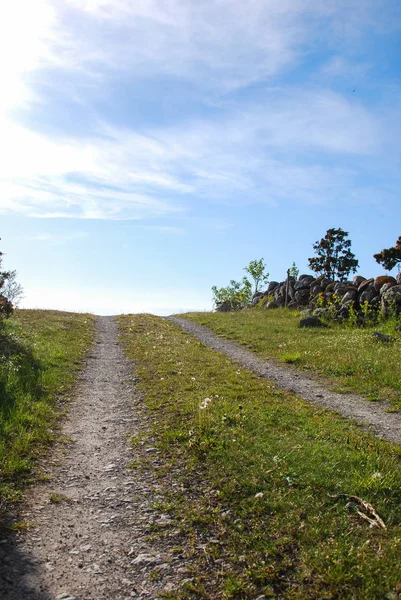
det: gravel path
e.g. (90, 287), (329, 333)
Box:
(168, 316), (401, 445)
(0, 317), (189, 600)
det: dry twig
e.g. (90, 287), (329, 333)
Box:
(328, 493), (387, 529)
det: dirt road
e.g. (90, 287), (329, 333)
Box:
(0, 317), (187, 600)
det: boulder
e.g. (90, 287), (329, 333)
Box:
(267, 281), (279, 294)
(381, 285), (401, 316)
(294, 279), (311, 291)
(374, 275), (397, 293)
(397, 273), (401, 285)
(310, 283), (324, 296)
(216, 302), (232, 312)
(341, 290), (358, 305)
(359, 283), (378, 305)
(265, 300), (278, 309)
(298, 274), (315, 284)
(380, 281), (396, 296)
(295, 288), (311, 305)
(358, 278), (374, 293)
(353, 275), (366, 287)
(299, 316), (324, 328)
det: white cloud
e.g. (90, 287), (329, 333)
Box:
(0, 86), (389, 218)
(0, 0), (398, 220)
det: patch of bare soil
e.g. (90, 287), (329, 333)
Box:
(168, 316), (401, 445)
(0, 317), (191, 600)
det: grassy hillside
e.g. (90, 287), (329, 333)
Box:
(0, 310), (94, 505)
(119, 314), (401, 599)
(182, 309), (401, 409)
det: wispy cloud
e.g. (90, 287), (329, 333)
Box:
(0, 86), (394, 218)
(0, 0), (400, 221)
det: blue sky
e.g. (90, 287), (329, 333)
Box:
(1, 0), (400, 314)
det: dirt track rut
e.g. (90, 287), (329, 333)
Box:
(0, 316), (187, 600)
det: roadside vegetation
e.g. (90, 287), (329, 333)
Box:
(0, 310), (94, 505)
(119, 314), (401, 599)
(182, 309), (401, 409)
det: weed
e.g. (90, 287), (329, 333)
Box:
(49, 492), (70, 504)
(281, 352), (301, 364)
(10, 521), (36, 532)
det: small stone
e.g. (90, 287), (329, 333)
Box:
(372, 332), (394, 343)
(131, 553), (161, 565)
(299, 316), (324, 328)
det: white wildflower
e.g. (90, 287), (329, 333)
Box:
(200, 397), (212, 410)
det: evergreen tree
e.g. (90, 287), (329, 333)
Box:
(308, 228), (359, 282)
(373, 236), (401, 272)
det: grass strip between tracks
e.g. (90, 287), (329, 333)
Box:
(0, 310), (94, 504)
(119, 313), (401, 600)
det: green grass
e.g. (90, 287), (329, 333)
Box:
(0, 310), (94, 504)
(182, 309), (401, 408)
(119, 314), (401, 599)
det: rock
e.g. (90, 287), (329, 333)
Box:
(300, 308), (312, 316)
(298, 274), (315, 283)
(287, 300), (298, 309)
(358, 278), (374, 293)
(341, 290), (358, 305)
(216, 302), (232, 312)
(265, 300), (278, 309)
(131, 553), (161, 565)
(295, 288), (311, 305)
(353, 275), (366, 287)
(397, 273), (401, 285)
(380, 282), (396, 296)
(310, 284), (324, 297)
(359, 284), (378, 305)
(300, 316), (324, 328)
(326, 282), (336, 293)
(267, 281), (279, 294)
(381, 285), (401, 316)
(294, 280), (308, 291)
(372, 332), (394, 343)
(374, 275), (397, 293)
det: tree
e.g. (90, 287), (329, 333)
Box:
(0, 240), (23, 319)
(212, 258), (269, 311)
(212, 278), (252, 311)
(308, 228), (359, 282)
(244, 258), (269, 295)
(288, 262), (299, 279)
(373, 236), (401, 272)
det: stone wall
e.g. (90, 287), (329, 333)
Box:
(251, 273), (401, 319)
